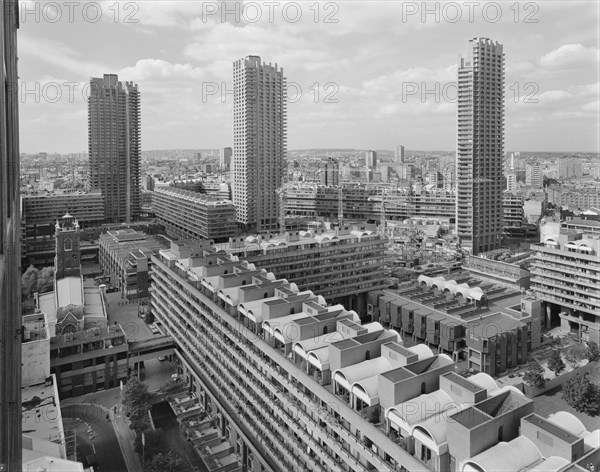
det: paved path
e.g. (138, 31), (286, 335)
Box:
(62, 388), (143, 472)
(61, 403), (130, 472)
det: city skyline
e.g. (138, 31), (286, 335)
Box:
(18, 1), (600, 154)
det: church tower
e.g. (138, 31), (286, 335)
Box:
(55, 213), (82, 280)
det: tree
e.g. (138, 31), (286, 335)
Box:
(565, 343), (590, 366)
(21, 265), (39, 298)
(145, 451), (184, 472)
(563, 373), (600, 415)
(588, 342), (600, 362)
(123, 377), (155, 432)
(523, 362), (546, 389)
(547, 350), (566, 376)
(36, 266), (55, 294)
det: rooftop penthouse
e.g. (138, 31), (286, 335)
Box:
(149, 244), (590, 472)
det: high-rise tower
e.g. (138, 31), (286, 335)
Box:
(233, 56), (287, 232)
(0, 1), (22, 469)
(456, 38), (505, 255)
(88, 74), (141, 223)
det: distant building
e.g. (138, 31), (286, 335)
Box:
(320, 157), (339, 186)
(456, 38), (505, 255)
(233, 56), (286, 231)
(365, 150), (377, 169)
(152, 187), (237, 241)
(284, 183), (456, 222)
(558, 156), (583, 180)
(88, 74), (141, 223)
(220, 147), (232, 170)
(526, 162), (543, 189)
(395, 145), (405, 163)
(503, 192), (525, 227)
(146, 174), (155, 191)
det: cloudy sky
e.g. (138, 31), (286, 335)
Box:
(18, 0), (600, 153)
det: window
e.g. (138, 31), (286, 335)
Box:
(64, 238), (73, 251)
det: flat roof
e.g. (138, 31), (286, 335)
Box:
(22, 378), (62, 445)
(451, 407), (490, 428)
(468, 313), (526, 338)
(443, 372), (484, 393)
(523, 414), (581, 444)
(381, 367), (414, 383)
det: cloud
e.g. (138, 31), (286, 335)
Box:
(539, 44), (599, 69)
(118, 59), (207, 81)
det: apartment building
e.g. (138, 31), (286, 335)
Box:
(370, 274), (541, 376)
(218, 224), (388, 311)
(233, 56), (286, 231)
(150, 244), (594, 472)
(502, 192), (525, 228)
(284, 184), (456, 222)
(20, 190), (105, 265)
(558, 157), (583, 180)
(152, 187), (238, 241)
(456, 38), (505, 255)
(526, 162), (543, 189)
(530, 231), (600, 344)
(99, 229), (170, 298)
(88, 74), (141, 223)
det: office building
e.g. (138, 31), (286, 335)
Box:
(219, 223), (388, 311)
(456, 38), (505, 255)
(88, 74), (141, 223)
(220, 147), (232, 170)
(396, 145), (405, 164)
(526, 162), (543, 189)
(99, 229), (171, 299)
(0, 0), (22, 467)
(530, 231), (600, 344)
(152, 187), (238, 241)
(558, 156), (583, 180)
(365, 150), (377, 169)
(150, 244), (592, 472)
(233, 56), (286, 231)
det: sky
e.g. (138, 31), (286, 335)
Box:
(18, 0), (600, 153)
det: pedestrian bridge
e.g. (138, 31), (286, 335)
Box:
(128, 335), (176, 363)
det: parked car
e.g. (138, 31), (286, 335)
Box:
(149, 323), (160, 335)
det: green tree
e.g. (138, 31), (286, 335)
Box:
(523, 362), (546, 389)
(36, 266), (55, 294)
(547, 350), (566, 376)
(563, 373), (600, 415)
(145, 451), (184, 472)
(21, 265), (39, 298)
(588, 342), (600, 362)
(565, 343), (590, 366)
